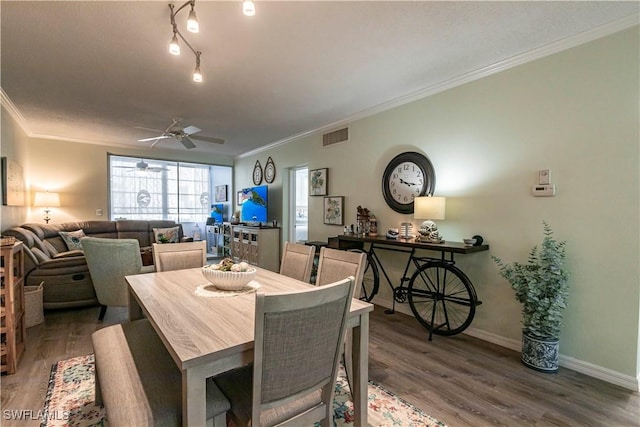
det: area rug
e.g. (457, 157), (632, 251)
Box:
(42, 354), (446, 427)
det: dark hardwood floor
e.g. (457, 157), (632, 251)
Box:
(1, 304), (638, 426)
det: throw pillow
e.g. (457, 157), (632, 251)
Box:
(153, 226), (180, 244)
(59, 229), (86, 251)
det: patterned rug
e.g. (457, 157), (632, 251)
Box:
(42, 354), (446, 427)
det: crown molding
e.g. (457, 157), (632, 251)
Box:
(1, 88), (32, 134)
(236, 14), (639, 159)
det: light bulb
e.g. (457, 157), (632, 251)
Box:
(169, 34), (180, 55)
(193, 66), (202, 82)
(243, 0), (255, 16)
(187, 8), (199, 33)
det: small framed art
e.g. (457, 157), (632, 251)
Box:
(215, 185), (228, 202)
(323, 196), (344, 225)
(310, 168), (328, 196)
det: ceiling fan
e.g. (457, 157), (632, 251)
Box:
(137, 117), (225, 149)
(114, 159), (168, 173)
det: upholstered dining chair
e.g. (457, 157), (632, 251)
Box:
(212, 276), (355, 427)
(152, 240), (207, 272)
(82, 237), (155, 321)
(315, 247), (366, 392)
(279, 241), (316, 283)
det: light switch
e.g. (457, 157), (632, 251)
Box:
(96, 209), (103, 216)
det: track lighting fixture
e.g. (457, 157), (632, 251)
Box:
(243, 0), (256, 16)
(168, 1), (202, 82)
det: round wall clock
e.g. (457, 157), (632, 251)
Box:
(264, 157), (276, 184)
(381, 151), (436, 214)
(252, 160), (263, 185)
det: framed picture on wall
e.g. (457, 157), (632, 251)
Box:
(215, 185), (228, 202)
(323, 196), (344, 225)
(310, 168), (328, 196)
(1, 157), (25, 206)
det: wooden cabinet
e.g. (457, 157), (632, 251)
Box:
(1, 242), (26, 374)
(221, 223), (232, 257)
(231, 226), (280, 272)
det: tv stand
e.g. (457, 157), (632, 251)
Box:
(231, 225), (280, 272)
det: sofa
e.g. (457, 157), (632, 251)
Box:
(2, 220), (186, 309)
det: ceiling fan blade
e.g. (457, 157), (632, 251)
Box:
(138, 135), (171, 142)
(180, 136), (197, 149)
(182, 125), (201, 135)
(149, 138), (165, 148)
(190, 135), (225, 144)
(134, 126), (163, 133)
(147, 167), (167, 172)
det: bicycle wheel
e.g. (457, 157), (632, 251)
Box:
(408, 262), (477, 336)
(348, 249), (379, 302)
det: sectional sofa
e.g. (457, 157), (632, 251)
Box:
(2, 220), (186, 309)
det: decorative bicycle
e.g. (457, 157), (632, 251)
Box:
(335, 235), (487, 340)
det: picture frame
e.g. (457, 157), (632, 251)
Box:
(1, 157), (25, 206)
(215, 184), (228, 202)
(309, 168), (328, 196)
(323, 196), (344, 225)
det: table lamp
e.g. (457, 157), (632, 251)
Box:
(34, 191), (60, 224)
(414, 196), (446, 242)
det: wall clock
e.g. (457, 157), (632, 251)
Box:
(264, 157), (276, 184)
(252, 160), (263, 185)
(381, 151), (436, 214)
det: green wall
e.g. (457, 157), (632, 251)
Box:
(234, 27), (640, 386)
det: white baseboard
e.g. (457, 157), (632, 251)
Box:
(372, 300), (640, 391)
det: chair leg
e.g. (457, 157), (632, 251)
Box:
(98, 305), (108, 321)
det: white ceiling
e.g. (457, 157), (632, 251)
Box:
(2, 1), (638, 158)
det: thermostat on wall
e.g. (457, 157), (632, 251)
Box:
(532, 184), (556, 197)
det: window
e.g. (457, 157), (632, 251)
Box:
(108, 155), (232, 222)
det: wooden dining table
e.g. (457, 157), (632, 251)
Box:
(126, 266), (373, 427)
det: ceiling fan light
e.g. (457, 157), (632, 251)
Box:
(169, 34), (180, 55)
(187, 7), (199, 33)
(243, 0), (255, 16)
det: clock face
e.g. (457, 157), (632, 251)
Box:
(253, 160), (263, 185)
(382, 152), (436, 214)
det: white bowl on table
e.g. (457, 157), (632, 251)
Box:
(202, 266), (257, 290)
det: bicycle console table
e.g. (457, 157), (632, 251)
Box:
(331, 235), (489, 340)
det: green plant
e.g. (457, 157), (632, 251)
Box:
(493, 221), (569, 339)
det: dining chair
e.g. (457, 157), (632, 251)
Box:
(212, 276), (355, 427)
(279, 241), (316, 283)
(82, 237), (155, 321)
(315, 247), (366, 393)
(152, 240), (207, 272)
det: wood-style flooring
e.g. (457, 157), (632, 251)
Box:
(1, 305), (638, 426)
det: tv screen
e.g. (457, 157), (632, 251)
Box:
(240, 185), (268, 224)
(210, 204), (224, 223)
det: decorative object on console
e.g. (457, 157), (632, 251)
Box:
(34, 191), (61, 224)
(252, 160), (263, 185)
(356, 206), (371, 236)
(414, 196), (446, 243)
(382, 152), (436, 214)
(324, 196), (344, 225)
(386, 228), (399, 239)
(400, 222), (414, 240)
(309, 168), (328, 196)
(369, 215), (378, 236)
(264, 157), (276, 183)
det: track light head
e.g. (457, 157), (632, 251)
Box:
(187, 4), (199, 33)
(169, 32), (180, 55)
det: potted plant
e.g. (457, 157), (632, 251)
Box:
(493, 221), (569, 373)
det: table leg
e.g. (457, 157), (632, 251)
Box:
(351, 313), (369, 427)
(128, 287), (144, 321)
(183, 368), (207, 427)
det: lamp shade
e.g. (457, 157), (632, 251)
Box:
(34, 191), (60, 207)
(414, 196), (445, 220)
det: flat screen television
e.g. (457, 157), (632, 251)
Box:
(239, 185), (268, 224)
(210, 203), (224, 223)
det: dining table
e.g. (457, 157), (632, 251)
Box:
(126, 266), (373, 427)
